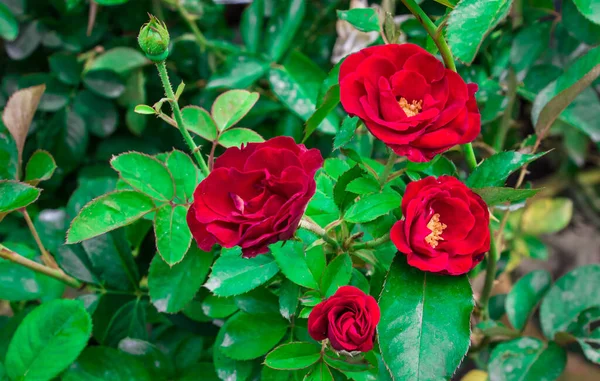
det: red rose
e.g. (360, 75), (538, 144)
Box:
(339, 44), (480, 162)
(390, 176), (490, 275)
(308, 286), (380, 352)
(186, 137), (323, 258)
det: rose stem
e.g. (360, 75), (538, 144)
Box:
(351, 234), (391, 250)
(155, 61), (210, 176)
(379, 150), (397, 189)
(176, 2), (226, 60)
(22, 208), (59, 269)
(299, 218), (340, 250)
(0, 244), (82, 289)
(493, 68), (517, 152)
(402, 0), (500, 319)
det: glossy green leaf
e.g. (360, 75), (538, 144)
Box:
(303, 85), (340, 143)
(337, 8), (380, 32)
(49, 53), (82, 86)
(5, 22), (41, 60)
(333, 116), (359, 151)
(205, 249), (280, 297)
(266, 342), (321, 370)
(521, 198), (573, 235)
(379, 255), (473, 380)
(206, 55), (269, 90)
(447, 0), (513, 64)
(83, 69), (125, 99)
(201, 294), (238, 319)
(89, 47), (149, 75)
(41, 108), (89, 175)
(506, 270), (552, 331)
(24, 150), (56, 184)
(532, 45), (600, 140)
(216, 311), (288, 360)
(213, 338), (253, 381)
(344, 190), (402, 223)
(323, 353), (373, 373)
(67, 191), (155, 243)
(347, 176), (380, 195)
(240, 0), (263, 53)
(270, 241), (319, 289)
(212, 90), (259, 131)
(111, 152), (174, 201)
(134, 105), (154, 114)
(62, 346), (151, 381)
(117, 338), (174, 380)
(101, 299), (147, 347)
(321, 254), (352, 297)
(305, 361), (334, 381)
(181, 106), (218, 141)
(235, 288), (280, 315)
(572, 0), (600, 24)
(73, 90), (118, 137)
(5, 300), (92, 381)
(219, 128), (265, 148)
(466, 151), (547, 188)
(0, 123), (18, 180)
(0, 3), (18, 41)
(473, 187), (539, 206)
(165, 150), (198, 203)
(153, 204), (191, 265)
(541, 264), (600, 339)
(280, 279), (300, 321)
(148, 246), (212, 313)
(488, 337), (566, 381)
(265, 0), (306, 62)
(563, 0), (600, 45)
(0, 180), (40, 213)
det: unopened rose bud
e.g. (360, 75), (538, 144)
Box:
(138, 14), (170, 62)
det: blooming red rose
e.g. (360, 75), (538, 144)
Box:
(308, 286), (380, 352)
(186, 137), (323, 258)
(339, 44), (480, 162)
(390, 176), (490, 275)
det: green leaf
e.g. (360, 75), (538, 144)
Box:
(219, 128), (265, 148)
(541, 264), (600, 339)
(134, 105), (154, 115)
(0, 3), (18, 41)
(344, 190), (402, 223)
(49, 53), (82, 86)
(66, 191), (155, 244)
(379, 255), (473, 380)
(506, 270), (552, 331)
(118, 338), (174, 380)
(323, 353), (373, 373)
(153, 204), (192, 265)
(266, 342), (321, 370)
(521, 198), (573, 235)
(446, 0), (513, 64)
(212, 90), (259, 132)
(321, 254), (352, 297)
(466, 151), (547, 188)
(181, 106), (218, 141)
(213, 340), (253, 381)
(532, 45), (600, 140)
(473, 187), (539, 206)
(83, 69), (125, 99)
(347, 176), (380, 195)
(305, 361), (334, 381)
(0, 123), (18, 180)
(0, 180), (40, 213)
(334, 165), (365, 212)
(206, 55), (269, 90)
(165, 150), (198, 203)
(563, 0), (600, 45)
(5, 21), (40, 60)
(73, 90), (118, 138)
(271, 241), (320, 289)
(41, 108), (89, 175)
(280, 279), (300, 321)
(62, 346), (151, 381)
(488, 338), (566, 381)
(89, 47), (149, 75)
(205, 250), (280, 297)
(303, 85), (340, 143)
(265, 0), (306, 62)
(148, 246), (212, 313)
(240, 0), (263, 53)
(111, 152), (175, 202)
(572, 0), (600, 24)
(5, 300), (92, 381)
(24, 150), (56, 184)
(216, 311), (288, 360)
(337, 8), (380, 32)
(333, 116), (359, 151)
(235, 288), (280, 316)
(102, 299), (147, 347)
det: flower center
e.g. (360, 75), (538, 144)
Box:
(425, 213), (447, 248)
(398, 97), (423, 117)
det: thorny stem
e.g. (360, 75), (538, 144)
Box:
(0, 245), (82, 289)
(22, 209), (58, 269)
(208, 140), (218, 171)
(155, 61), (210, 176)
(479, 236), (499, 319)
(379, 151), (397, 188)
(299, 218), (340, 250)
(351, 234), (391, 250)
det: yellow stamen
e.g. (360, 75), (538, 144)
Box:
(398, 97), (423, 117)
(425, 213), (447, 248)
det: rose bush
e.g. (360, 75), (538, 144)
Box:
(339, 43), (481, 162)
(390, 176), (490, 275)
(186, 136), (323, 257)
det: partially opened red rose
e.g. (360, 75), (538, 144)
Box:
(339, 44), (480, 162)
(308, 286), (380, 352)
(186, 137), (323, 258)
(390, 176), (490, 275)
